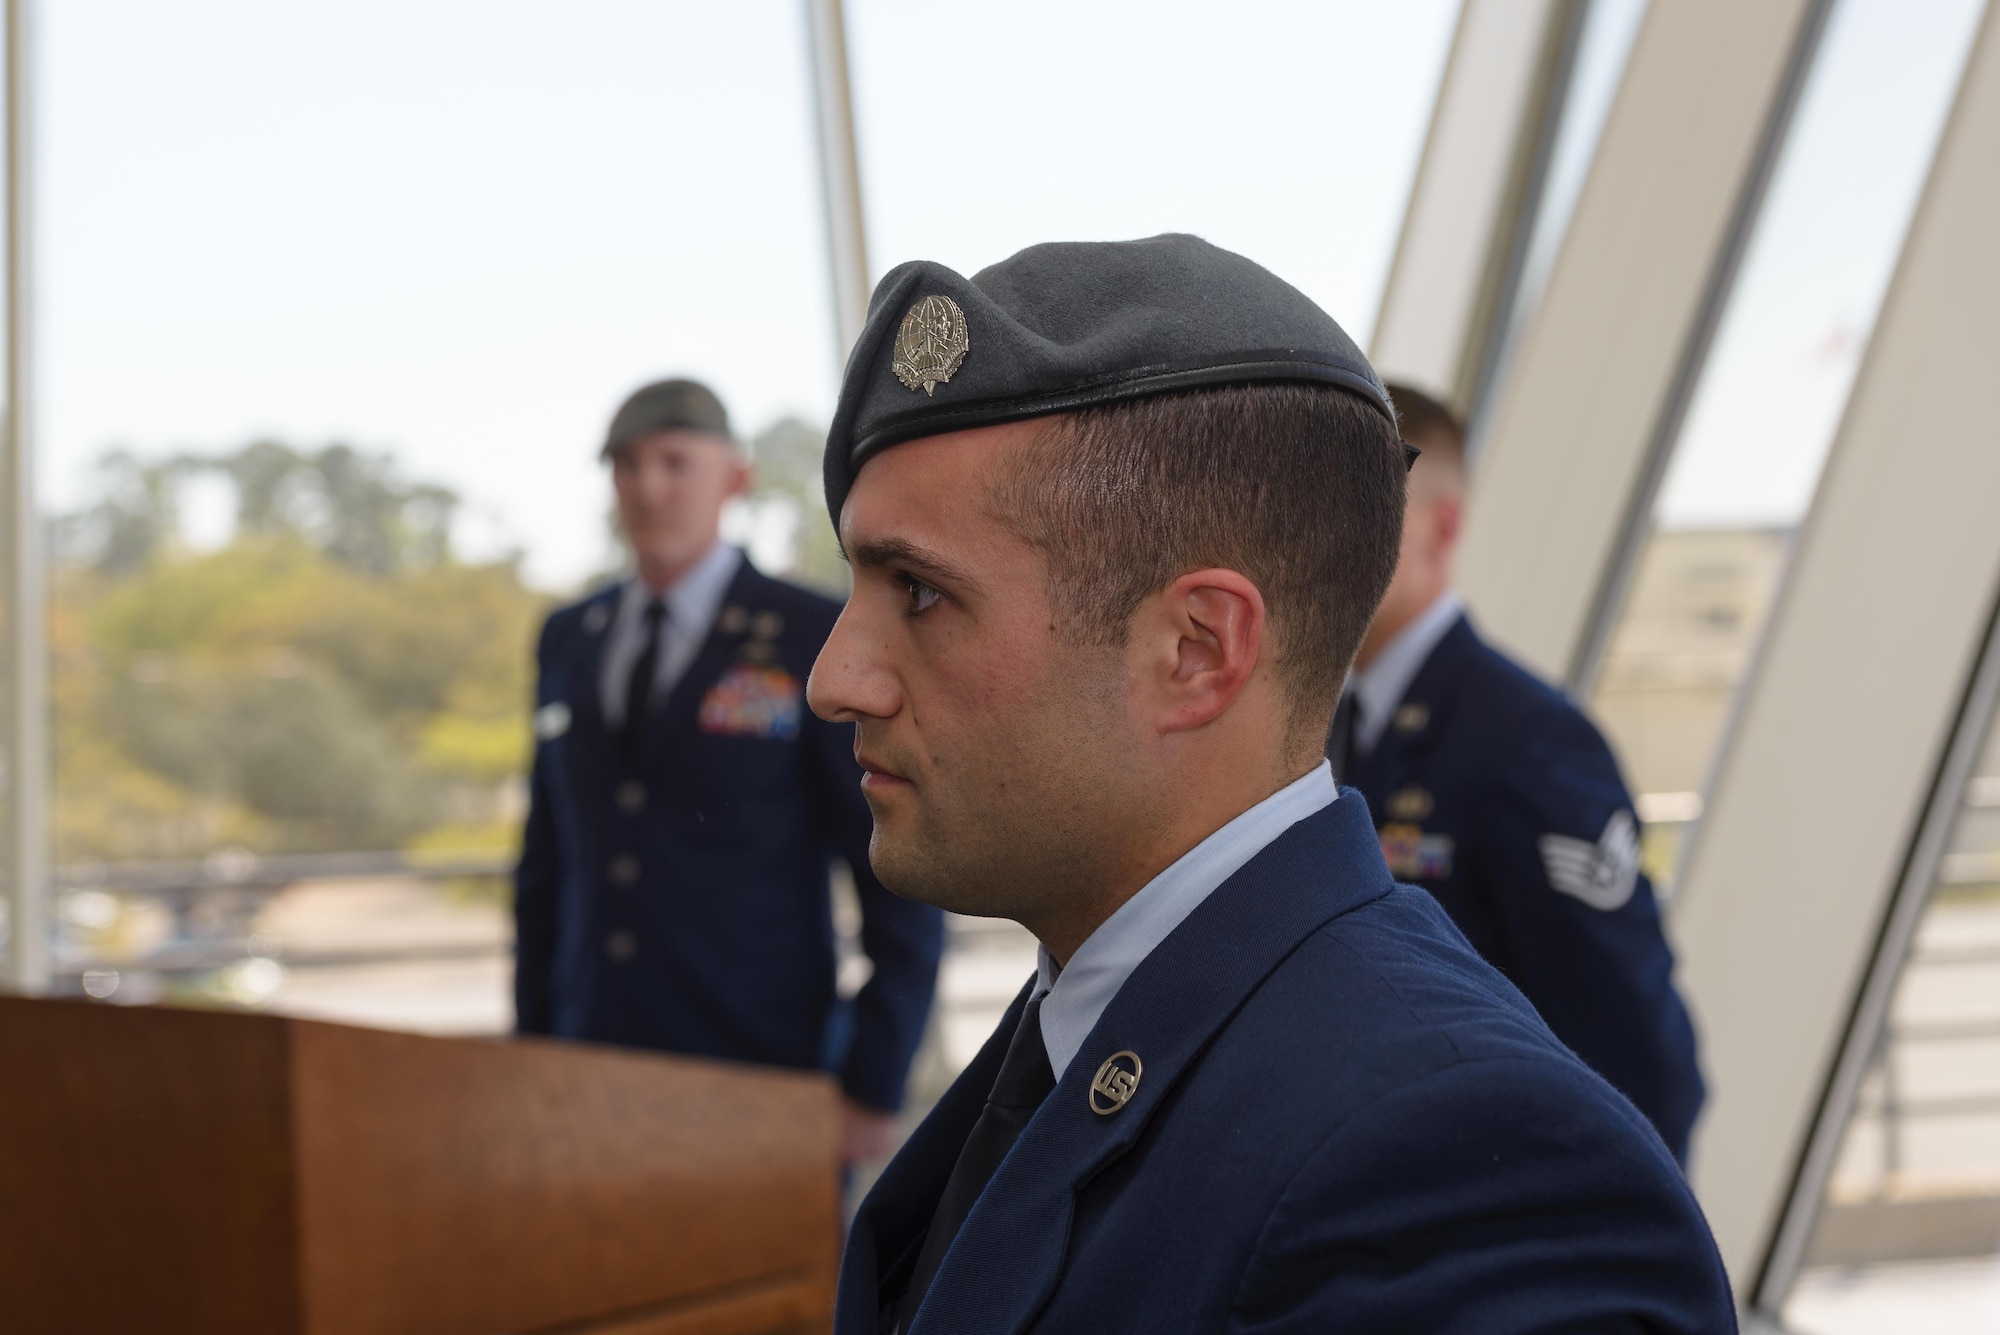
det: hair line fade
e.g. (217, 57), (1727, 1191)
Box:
(990, 383), (1407, 745)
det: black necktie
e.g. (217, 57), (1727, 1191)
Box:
(895, 991), (1055, 1333)
(620, 599), (666, 769)
(1328, 689), (1358, 784)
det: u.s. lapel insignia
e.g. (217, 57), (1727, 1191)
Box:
(718, 605), (749, 636)
(892, 295), (970, 395)
(1089, 1050), (1142, 1116)
(1393, 702), (1430, 734)
(751, 610), (784, 640)
(1386, 786), (1434, 821)
(581, 603), (611, 635)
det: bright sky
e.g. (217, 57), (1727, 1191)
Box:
(1654, 0), (1987, 530)
(40, 0), (1460, 590)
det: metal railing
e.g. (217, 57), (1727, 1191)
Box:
(49, 849), (515, 1003)
(45, 851), (1028, 1054)
(1854, 935), (2000, 1182)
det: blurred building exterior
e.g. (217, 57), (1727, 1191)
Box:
(1594, 527), (1789, 881)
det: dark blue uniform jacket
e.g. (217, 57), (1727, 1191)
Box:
(1342, 613), (1704, 1160)
(841, 794), (1733, 1333)
(514, 559), (943, 1111)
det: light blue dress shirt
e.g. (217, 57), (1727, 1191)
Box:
(1350, 589), (1462, 759)
(1032, 761), (1338, 1080)
(598, 541), (743, 727)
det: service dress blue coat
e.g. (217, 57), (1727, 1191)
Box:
(514, 559), (944, 1111)
(841, 794), (1734, 1334)
(1341, 613), (1704, 1160)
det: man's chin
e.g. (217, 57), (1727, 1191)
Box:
(865, 825), (931, 903)
(867, 826), (989, 915)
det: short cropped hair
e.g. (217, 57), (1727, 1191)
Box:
(993, 383), (1407, 741)
(1383, 382), (1465, 468)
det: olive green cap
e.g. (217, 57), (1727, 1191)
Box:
(602, 378), (734, 456)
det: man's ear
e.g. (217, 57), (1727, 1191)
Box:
(1147, 568), (1265, 735)
(1433, 494), (1464, 551)
(728, 455), (757, 501)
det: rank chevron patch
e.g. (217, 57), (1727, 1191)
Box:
(1539, 809), (1641, 911)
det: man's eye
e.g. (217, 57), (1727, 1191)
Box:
(903, 576), (943, 616)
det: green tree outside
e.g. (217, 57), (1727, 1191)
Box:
(53, 443), (546, 863)
(53, 425), (841, 868)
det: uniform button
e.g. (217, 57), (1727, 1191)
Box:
(608, 855), (641, 887)
(616, 781), (647, 813)
(604, 929), (637, 962)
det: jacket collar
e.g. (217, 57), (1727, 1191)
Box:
(1352, 611), (1476, 776)
(841, 794), (1395, 1335)
(563, 582), (626, 745)
(840, 981), (1031, 1335)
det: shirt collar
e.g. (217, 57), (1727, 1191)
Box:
(1032, 760), (1338, 1080)
(621, 541), (743, 637)
(1350, 589), (1461, 756)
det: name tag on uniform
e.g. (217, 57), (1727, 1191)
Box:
(533, 701), (572, 740)
(698, 666), (803, 740)
(1380, 822), (1454, 881)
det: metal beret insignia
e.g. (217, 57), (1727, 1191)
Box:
(891, 294), (970, 395)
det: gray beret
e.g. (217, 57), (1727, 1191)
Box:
(603, 378), (732, 455)
(823, 233), (1395, 523)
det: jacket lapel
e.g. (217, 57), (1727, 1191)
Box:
(840, 981), (1033, 1334)
(562, 584), (621, 769)
(908, 795), (1396, 1335)
(1350, 612), (1473, 788)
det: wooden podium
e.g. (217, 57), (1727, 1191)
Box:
(0, 998), (841, 1333)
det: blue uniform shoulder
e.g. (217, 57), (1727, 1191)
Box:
(545, 582), (618, 626)
(1449, 623), (1573, 724)
(1452, 621), (1625, 771)
(536, 584), (618, 656)
(1182, 874), (1636, 1159)
(1219, 888), (1725, 1323)
(730, 565), (844, 633)
(1289, 882), (1597, 1083)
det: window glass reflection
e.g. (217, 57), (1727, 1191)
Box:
(1587, 0), (1985, 887)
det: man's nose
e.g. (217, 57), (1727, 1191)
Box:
(808, 604), (898, 724)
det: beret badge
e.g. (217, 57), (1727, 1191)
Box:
(891, 294), (970, 395)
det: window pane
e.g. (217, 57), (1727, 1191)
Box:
(1586, 0), (1984, 888)
(848, 0), (1460, 348)
(1479, 0), (1649, 429)
(44, 0), (830, 1028)
(1784, 696), (2000, 1332)
(42, 4), (1464, 1047)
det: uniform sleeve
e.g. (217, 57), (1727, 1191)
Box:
(513, 615), (561, 1036)
(1473, 701), (1705, 1161)
(1229, 1057), (1735, 1334)
(805, 699), (944, 1112)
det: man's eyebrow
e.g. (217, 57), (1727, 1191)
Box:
(845, 535), (985, 594)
